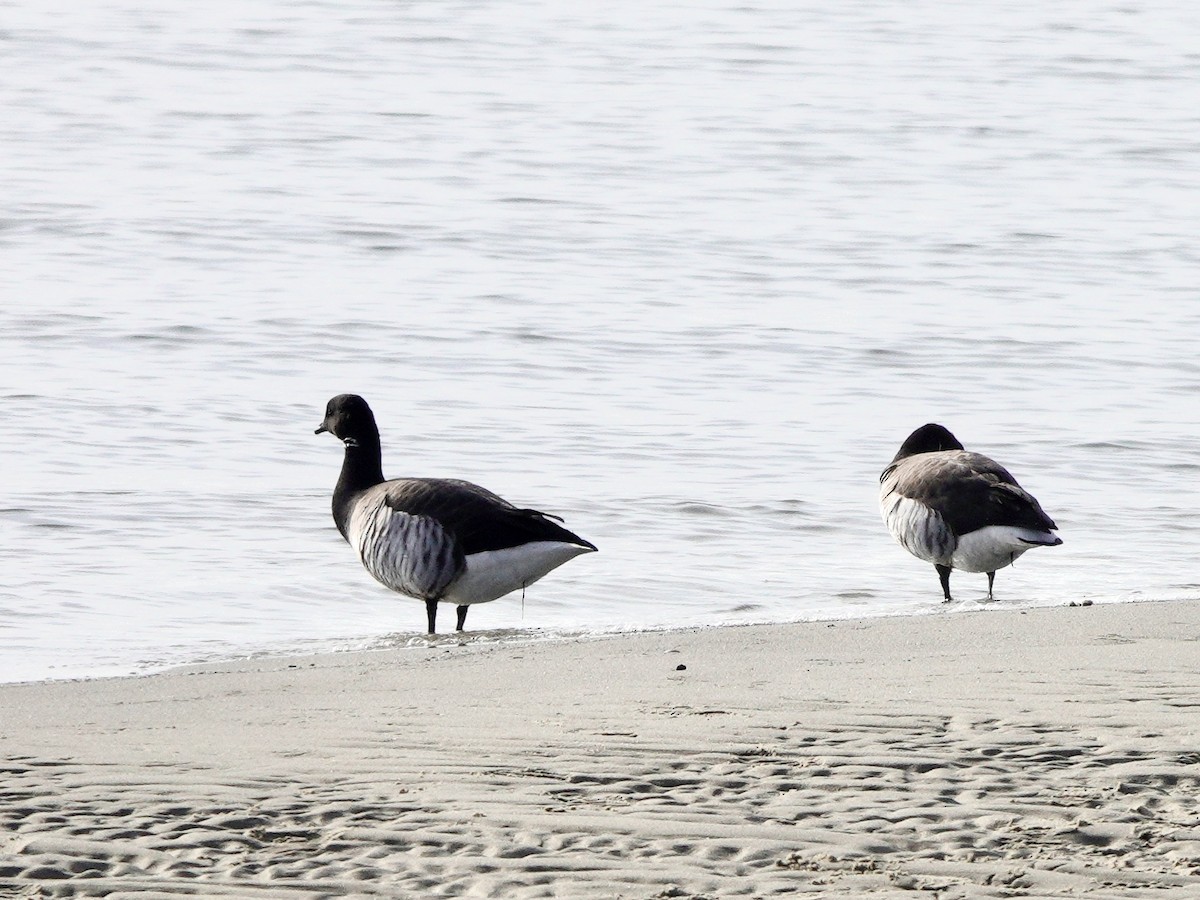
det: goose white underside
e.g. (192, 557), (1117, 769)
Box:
(950, 525), (1061, 573)
(441, 541), (594, 606)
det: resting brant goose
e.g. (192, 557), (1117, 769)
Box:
(879, 423), (1062, 602)
(316, 393), (597, 634)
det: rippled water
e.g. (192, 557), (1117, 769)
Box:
(2, 1), (1199, 682)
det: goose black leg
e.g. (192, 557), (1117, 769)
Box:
(986, 571), (996, 601)
(456, 605), (468, 632)
(936, 564), (953, 603)
(425, 598), (438, 635)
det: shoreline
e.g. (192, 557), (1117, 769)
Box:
(3, 599), (1200, 897)
(0, 593), (1139, 690)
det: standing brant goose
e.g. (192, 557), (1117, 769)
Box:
(879, 423), (1062, 602)
(316, 394), (597, 634)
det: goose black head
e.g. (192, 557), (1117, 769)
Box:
(315, 394), (379, 449)
(893, 423), (965, 462)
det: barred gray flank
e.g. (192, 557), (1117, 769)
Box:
(354, 497), (462, 600)
(880, 490), (956, 565)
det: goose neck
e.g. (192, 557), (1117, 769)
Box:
(336, 436), (385, 494)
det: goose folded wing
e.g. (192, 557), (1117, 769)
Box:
(383, 478), (595, 556)
(984, 479), (1058, 531)
(909, 454), (1021, 535)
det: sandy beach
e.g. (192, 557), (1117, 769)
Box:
(2, 600), (1199, 898)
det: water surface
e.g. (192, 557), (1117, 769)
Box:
(2, 1), (1198, 681)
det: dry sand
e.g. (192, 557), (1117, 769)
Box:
(2, 600), (1199, 898)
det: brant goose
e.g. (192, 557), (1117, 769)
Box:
(316, 394), (597, 634)
(879, 423), (1062, 602)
